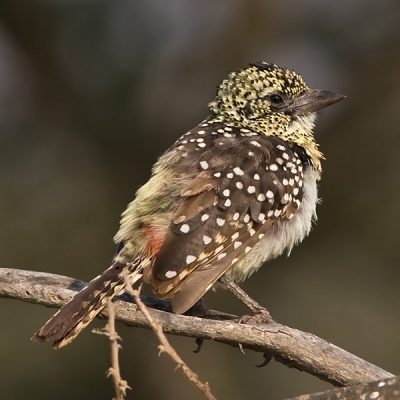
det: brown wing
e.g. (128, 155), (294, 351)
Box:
(149, 127), (308, 313)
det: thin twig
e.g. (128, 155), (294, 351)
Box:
(122, 272), (217, 400)
(93, 301), (130, 400)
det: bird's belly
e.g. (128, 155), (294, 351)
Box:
(225, 167), (318, 282)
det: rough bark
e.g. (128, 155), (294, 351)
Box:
(0, 267), (394, 388)
(289, 375), (400, 400)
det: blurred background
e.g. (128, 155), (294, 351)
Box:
(0, 1), (399, 399)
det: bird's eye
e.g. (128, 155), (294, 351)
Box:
(269, 94), (284, 104)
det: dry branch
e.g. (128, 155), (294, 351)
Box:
(0, 267), (394, 387)
(289, 375), (400, 400)
(92, 301), (130, 400)
(123, 276), (216, 400)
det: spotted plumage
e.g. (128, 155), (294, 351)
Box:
(144, 124), (310, 312)
(32, 62), (345, 348)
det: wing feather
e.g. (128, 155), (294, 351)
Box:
(148, 124), (309, 313)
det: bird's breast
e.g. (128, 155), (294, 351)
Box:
(225, 166), (319, 282)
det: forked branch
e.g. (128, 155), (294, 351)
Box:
(0, 267), (394, 388)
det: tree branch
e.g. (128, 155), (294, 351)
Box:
(288, 375), (400, 400)
(124, 278), (216, 400)
(92, 301), (131, 400)
(0, 267), (394, 387)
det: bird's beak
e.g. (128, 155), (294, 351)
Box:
(289, 90), (346, 115)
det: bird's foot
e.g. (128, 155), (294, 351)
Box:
(219, 275), (274, 324)
(239, 307), (273, 325)
(185, 297), (207, 317)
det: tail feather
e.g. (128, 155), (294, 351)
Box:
(31, 259), (144, 349)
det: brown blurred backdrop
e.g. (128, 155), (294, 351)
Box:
(0, 1), (399, 399)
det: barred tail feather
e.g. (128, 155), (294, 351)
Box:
(31, 259), (144, 349)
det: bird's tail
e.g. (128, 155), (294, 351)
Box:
(31, 259), (144, 349)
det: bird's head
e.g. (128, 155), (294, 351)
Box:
(208, 62), (345, 171)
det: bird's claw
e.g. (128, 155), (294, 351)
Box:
(239, 308), (273, 325)
(256, 353), (273, 368)
(193, 338), (204, 353)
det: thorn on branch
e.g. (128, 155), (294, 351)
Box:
(97, 300), (131, 400)
(122, 271), (217, 400)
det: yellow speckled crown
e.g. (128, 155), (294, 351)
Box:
(208, 62), (323, 172)
(209, 62), (309, 122)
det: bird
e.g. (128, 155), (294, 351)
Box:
(31, 61), (345, 349)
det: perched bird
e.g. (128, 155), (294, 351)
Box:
(32, 62), (345, 348)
